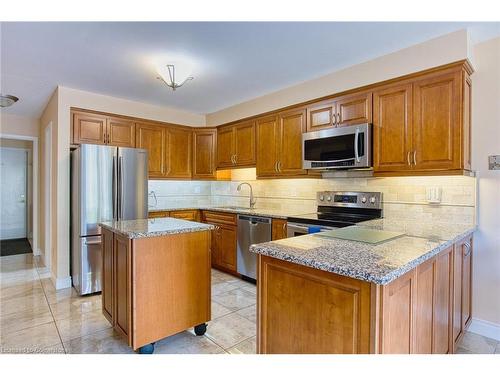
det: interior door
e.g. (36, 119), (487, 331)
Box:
(118, 147), (148, 221)
(0, 148), (27, 239)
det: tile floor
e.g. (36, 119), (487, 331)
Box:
(0, 253), (498, 354)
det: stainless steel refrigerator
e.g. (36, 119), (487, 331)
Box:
(71, 144), (148, 295)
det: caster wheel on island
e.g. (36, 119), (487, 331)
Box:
(194, 323), (207, 336)
(137, 343), (155, 354)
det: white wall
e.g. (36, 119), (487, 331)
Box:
(206, 30), (471, 125)
(469, 37), (500, 334)
(0, 113), (40, 137)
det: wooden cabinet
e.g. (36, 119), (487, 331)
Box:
(169, 210), (199, 222)
(192, 128), (217, 180)
(202, 211), (237, 273)
(216, 121), (256, 168)
(148, 211), (169, 219)
(256, 109), (307, 178)
(135, 122), (166, 178)
(452, 235), (473, 350)
(114, 234), (132, 341)
(373, 66), (471, 176)
(165, 127), (192, 179)
(101, 228), (114, 323)
(306, 92), (372, 132)
(72, 111), (135, 147)
(271, 219), (287, 240)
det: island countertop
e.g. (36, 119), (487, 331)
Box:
(100, 218), (214, 239)
(250, 222), (476, 285)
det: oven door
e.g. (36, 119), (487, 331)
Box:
(302, 123), (371, 169)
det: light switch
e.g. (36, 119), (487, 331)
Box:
(426, 187), (442, 204)
(489, 155), (500, 170)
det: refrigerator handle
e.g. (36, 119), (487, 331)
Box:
(119, 155), (124, 220)
(112, 156), (117, 220)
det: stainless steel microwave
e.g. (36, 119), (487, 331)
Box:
(302, 123), (372, 170)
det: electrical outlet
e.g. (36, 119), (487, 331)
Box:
(489, 155), (500, 170)
(426, 187), (442, 204)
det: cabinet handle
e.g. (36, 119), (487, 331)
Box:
(333, 113), (338, 126)
(234, 154), (237, 164)
(413, 150), (417, 165)
(274, 161), (278, 172)
(464, 242), (472, 257)
(336, 113), (341, 125)
(277, 161), (282, 172)
(282, 223), (287, 235)
(407, 151), (411, 166)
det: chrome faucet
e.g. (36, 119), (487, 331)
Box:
(237, 182), (257, 209)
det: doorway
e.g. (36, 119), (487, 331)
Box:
(0, 141), (31, 256)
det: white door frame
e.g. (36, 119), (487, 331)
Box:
(0, 132), (38, 256)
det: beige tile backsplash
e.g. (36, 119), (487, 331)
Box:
(149, 172), (477, 225)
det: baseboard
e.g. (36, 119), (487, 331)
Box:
(32, 247), (41, 256)
(51, 275), (72, 290)
(467, 318), (500, 341)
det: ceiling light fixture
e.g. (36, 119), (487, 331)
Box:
(157, 64), (193, 91)
(0, 94), (19, 108)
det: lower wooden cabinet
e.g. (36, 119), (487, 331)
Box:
(169, 210), (200, 222)
(202, 211), (237, 273)
(257, 235), (473, 354)
(148, 211), (169, 219)
(271, 219), (287, 240)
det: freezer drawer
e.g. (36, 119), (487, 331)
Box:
(72, 235), (102, 295)
(237, 215), (271, 280)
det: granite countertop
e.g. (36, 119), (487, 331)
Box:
(148, 206), (313, 220)
(100, 218), (214, 239)
(250, 222), (476, 285)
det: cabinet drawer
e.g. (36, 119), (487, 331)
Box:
(169, 210), (199, 222)
(202, 211), (237, 226)
(148, 211), (170, 218)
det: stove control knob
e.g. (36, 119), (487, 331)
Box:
(319, 195), (324, 201)
(370, 196), (377, 204)
(361, 197), (367, 204)
(326, 195), (332, 202)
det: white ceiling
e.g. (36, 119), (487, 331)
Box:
(1, 22), (500, 118)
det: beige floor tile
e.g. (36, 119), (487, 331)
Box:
(0, 291), (49, 316)
(227, 336), (256, 354)
(64, 328), (133, 354)
(0, 261), (35, 273)
(49, 294), (102, 321)
(235, 304), (256, 323)
(0, 280), (44, 301)
(0, 254), (35, 266)
(212, 270), (240, 283)
(205, 312), (256, 349)
(154, 330), (225, 354)
(0, 304), (54, 335)
(212, 281), (240, 296)
(44, 286), (80, 305)
(0, 269), (40, 287)
(55, 309), (111, 342)
(212, 288), (256, 311)
(239, 283), (256, 295)
(458, 332), (497, 354)
(40, 343), (66, 354)
(0, 321), (62, 351)
(211, 300), (232, 320)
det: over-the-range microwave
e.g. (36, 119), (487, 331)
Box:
(302, 123), (372, 170)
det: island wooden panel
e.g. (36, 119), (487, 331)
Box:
(114, 234), (132, 345)
(257, 255), (372, 354)
(132, 231), (211, 350)
(101, 228), (114, 324)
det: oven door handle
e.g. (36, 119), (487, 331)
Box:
(286, 223), (310, 234)
(354, 127), (360, 163)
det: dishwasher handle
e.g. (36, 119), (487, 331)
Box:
(238, 215), (271, 224)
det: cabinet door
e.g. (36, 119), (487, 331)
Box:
(234, 121), (256, 166)
(335, 92), (372, 127)
(169, 210), (199, 222)
(271, 219), (287, 240)
(148, 211), (169, 219)
(373, 84), (413, 173)
(413, 71), (461, 171)
(73, 111), (107, 145)
(217, 126), (235, 168)
(462, 237), (472, 330)
(433, 245), (452, 354)
(256, 115), (279, 177)
(107, 117), (135, 147)
(218, 225), (237, 272)
(277, 109), (307, 176)
(165, 127), (192, 179)
(135, 123), (166, 178)
(193, 129), (217, 179)
(452, 243), (463, 344)
(114, 234), (131, 343)
(306, 99), (336, 132)
(101, 229), (114, 324)
(414, 258), (434, 354)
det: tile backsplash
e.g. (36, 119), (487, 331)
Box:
(149, 172), (477, 225)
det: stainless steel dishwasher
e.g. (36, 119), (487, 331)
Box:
(237, 214), (272, 281)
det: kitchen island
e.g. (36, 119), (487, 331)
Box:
(251, 221), (475, 354)
(99, 218), (214, 354)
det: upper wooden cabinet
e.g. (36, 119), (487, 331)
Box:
(256, 109), (308, 178)
(373, 65), (472, 175)
(306, 92), (372, 132)
(165, 127), (192, 179)
(72, 111), (135, 147)
(216, 121), (256, 168)
(135, 122), (166, 178)
(192, 128), (217, 180)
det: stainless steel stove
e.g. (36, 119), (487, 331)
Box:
(287, 191), (382, 237)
